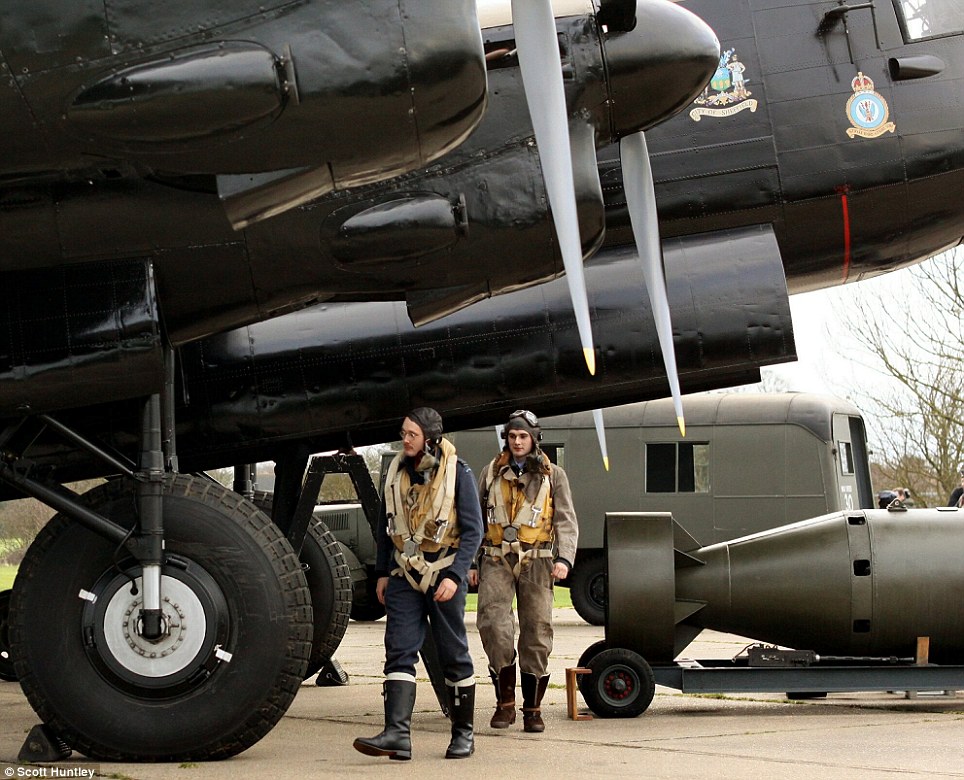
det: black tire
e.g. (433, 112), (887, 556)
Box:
(251, 492), (353, 678)
(576, 640), (608, 702)
(350, 572), (387, 622)
(0, 589), (15, 682)
(570, 552), (606, 626)
(300, 519), (352, 677)
(583, 648), (655, 718)
(9, 475), (312, 761)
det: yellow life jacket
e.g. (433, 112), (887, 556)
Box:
(384, 437), (461, 591)
(481, 451), (555, 576)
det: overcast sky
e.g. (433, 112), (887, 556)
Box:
(764, 264), (917, 397)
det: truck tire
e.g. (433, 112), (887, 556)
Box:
(570, 552), (606, 626)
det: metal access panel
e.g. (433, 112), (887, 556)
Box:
(0, 258), (164, 416)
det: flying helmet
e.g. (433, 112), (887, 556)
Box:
(502, 409), (542, 443)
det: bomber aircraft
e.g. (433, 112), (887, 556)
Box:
(0, 0), (724, 762)
(2, 0), (963, 764)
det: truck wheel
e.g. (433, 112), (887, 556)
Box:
(570, 552), (606, 626)
(350, 574), (387, 622)
(583, 648), (655, 718)
(0, 590), (15, 682)
(250, 492), (352, 678)
(9, 475), (311, 760)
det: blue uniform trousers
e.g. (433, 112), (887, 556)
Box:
(383, 574), (474, 682)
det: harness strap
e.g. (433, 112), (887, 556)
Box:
(392, 547), (457, 593)
(483, 542), (554, 579)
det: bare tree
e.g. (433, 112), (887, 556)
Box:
(0, 479), (104, 564)
(836, 247), (964, 507)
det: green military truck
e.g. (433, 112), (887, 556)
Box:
(316, 393), (874, 625)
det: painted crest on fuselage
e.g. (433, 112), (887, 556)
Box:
(845, 72), (896, 139)
(689, 48), (758, 121)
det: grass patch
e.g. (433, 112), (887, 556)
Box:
(0, 565), (17, 591)
(465, 587), (572, 613)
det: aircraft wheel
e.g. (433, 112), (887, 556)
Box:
(9, 475), (312, 761)
(251, 492), (352, 678)
(301, 518), (352, 677)
(570, 552), (606, 626)
(0, 589), (16, 682)
(583, 648), (655, 718)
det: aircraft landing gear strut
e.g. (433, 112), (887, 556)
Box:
(0, 393), (313, 760)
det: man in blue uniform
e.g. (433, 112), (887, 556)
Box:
(353, 407), (483, 760)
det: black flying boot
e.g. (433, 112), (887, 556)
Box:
(445, 682), (475, 759)
(353, 679), (416, 760)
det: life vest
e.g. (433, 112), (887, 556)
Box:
(481, 451), (555, 577)
(384, 437), (461, 592)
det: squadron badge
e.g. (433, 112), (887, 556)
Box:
(690, 48), (758, 121)
(845, 72), (896, 139)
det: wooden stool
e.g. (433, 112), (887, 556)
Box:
(566, 667), (593, 721)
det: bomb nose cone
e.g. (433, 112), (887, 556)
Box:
(604, 0), (720, 138)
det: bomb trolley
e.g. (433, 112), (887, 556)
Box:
(576, 512), (964, 717)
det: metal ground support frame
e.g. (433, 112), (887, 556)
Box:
(653, 660), (964, 695)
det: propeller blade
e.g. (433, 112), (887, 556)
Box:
(620, 130), (685, 437)
(592, 408), (611, 471)
(511, 0), (595, 375)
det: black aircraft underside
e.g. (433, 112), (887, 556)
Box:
(0, 224), (794, 488)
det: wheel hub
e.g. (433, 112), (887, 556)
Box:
(101, 575), (206, 678)
(82, 558), (229, 695)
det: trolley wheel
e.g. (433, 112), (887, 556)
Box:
(583, 648), (655, 718)
(576, 640), (608, 701)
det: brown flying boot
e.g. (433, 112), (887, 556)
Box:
(489, 664), (517, 728)
(520, 672), (549, 733)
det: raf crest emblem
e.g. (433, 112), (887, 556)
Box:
(845, 72), (896, 139)
(690, 48), (758, 121)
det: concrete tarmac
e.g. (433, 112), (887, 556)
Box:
(2, 609), (963, 779)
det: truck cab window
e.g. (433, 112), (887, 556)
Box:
(646, 442), (710, 493)
(541, 443), (565, 469)
(895, 0), (963, 40)
(838, 440), (855, 475)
